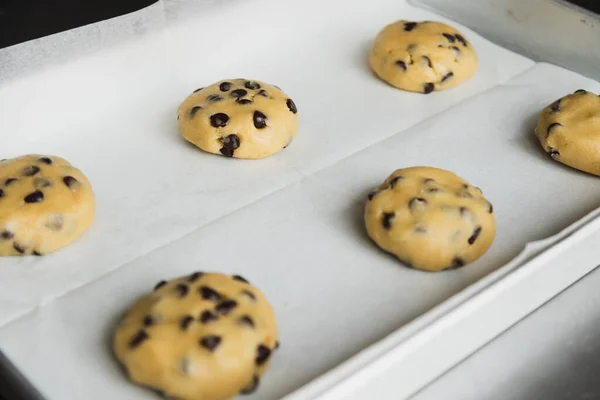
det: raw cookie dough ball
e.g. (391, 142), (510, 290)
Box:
(369, 20), (477, 93)
(113, 272), (279, 400)
(177, 79), (299, 159)
(364, 167), (495, 272)
(0, 155), (95, 256)
(535, 89), (600, 175)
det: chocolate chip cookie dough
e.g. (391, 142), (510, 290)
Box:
(365, 167), (495, 272)
(535, 89), (600, 175)
(0, 155), (95, 256)
(113, 272), (279, 400)
(178, 79), (298, 159)
(369, 20), (477, 93)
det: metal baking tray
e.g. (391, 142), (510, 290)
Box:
(1, 0), (599, 399)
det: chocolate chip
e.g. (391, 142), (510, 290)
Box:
(404, 22), (417, 31)
(239, 315), (255, 328)
(210, 113), (229, 128)
(180, 315), (195, 330)
(286, 98), (298, 114)
(487, 202), (494, 213)
(232, 275), (249, 283)
(256, 345), (272, 366)
(396, 60), (407, 70)
(231, 89), (248, 98)
(258, 89), (269, 97)
(253, 111), (268, 129)
(550, 100), (561, 112)
(189, 106), (202, 118)
(32, 251), (42, 256)
(187, 272), (204, 282)
(63, 176), (79, 190)
(546, 122), (562, 137)
(199, 335), (221, 351)
(550, 149), (560, 158)
(426, 187), (440, 193)
(0, 189), (4, 198)
(575, 89), (587, 94)
(441, 72), (454, 83)
(13, 243), (25, 254)
(423, 83), (435, 94)
(143, 315), (156, 327)
(409, 197), (427, 210)
(129, 330), (149, 349)
(236, 98), (252, 105)
(424, 178), (435, 183)
(240, 376), (260, 395)
(154, 280), (167, 291)
(457, 191), (473, 199)
(459, 206), (471, 217)
(174, 284), (189, 297)
(451, 46), (460, 56)
(216, 300), (238, 315)
(219, 134), (240, 158)
(207, 94), (223, 102)
(455, 34), (468, 46)
(242, 290), (256, 301)
(34, 177), (52, 189)
(199, 310), (218, 324)
(24, 191), (44, 203)
(45, 215), (63, 231)
(193, 87), (204, 93)
(446, 257), (466, 270)
(382, 212), (395, 230)
(4, 178), (17, 186)
(219, 82), (232, 92)
(442, 33), (456, 42)
(367, 191), (379, 201)
(199, 286), (222, 301)
(1, 230), (14, 240)
(23, 166), (40, 176)
(245, 81), (261, 90)
(390, 176), (403, 188)
(423, 56), (432, 68)
(38, 157), (52, 165)
(468, 227), (482, 244)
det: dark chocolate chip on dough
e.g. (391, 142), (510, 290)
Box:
(441, 72), (454, 83)
(546, 122), (562, 137)
(404, 22), (417, 31)
(396, 60), (407, 71)
(487, 201), (494, 214)
(180, 315), (195, 331)
(199, 310), (218, 324)
(233, 275), (249, 283)
(240, 376), (260, 395)
(219, 82), (232, 92)
(207, 94), (223, 102)
(574, 89), (587, 94)
(193, 87), (204, 93)
(253, 111), (268, 129)
(32, 251), (42, 256)
(442, 33), (456, 43)
(447, 257), (466, 270)
(236, 98), (252, 105)
(154, 280), (167, 291)
(242, 290), (256, 301)
(38, 157), (52, 165)
(423, 56), (432, 68)
(451, 46), (460, 56)
(5, 178), (17, 186)
(423, 83), (435, 94)
(210, 113), (229, 128)
(382, 212), (395, 230)
(200, 335), (221, 351)
(390, 176), (403, 188)
(34, 178), (52, 189)
(0, 189), (4, 198)
(256, 345), (272, 366)
(245, 81), (261, 90)
(13, 243), (25, 254)
(455, 34), (468, 46)
(549, 149), (560, 158)
(426, 187), (440, 193)
(129, 330), (149, 349)
(286, 98), (298, 114)
(468, 226), (482, 244)
(258, 89), (269, 97)
(367, 190), (379, 201)
(199, 286), (222, 301)
(239, 315), (255, 328)
(550, 100), (561, 113)
(189, 106), (202, 118)
(24, 191), (44, 203)
(231, 89), (248, 98)
(219, 134), (241, 158)
(1, 230), (14, 240)
(142, 315), (156, 327)
(174, 283), (189, 298)
(216, 300), (238, 315)
(23, 166), (40, 176)
(63, 176), (79, 190)
(187, 272), (204, 282)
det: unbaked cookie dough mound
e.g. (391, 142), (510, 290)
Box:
(535, 89), (600, 175)
(178, 79), (299, 159)
(0, 155), (95, 256)
(365, 167), (495, 272)
(369, 20), (477, 93)
(113, 272), (279, 400)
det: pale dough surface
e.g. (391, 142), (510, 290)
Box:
(177, 79), (298, 159)
(364, 167), (495, 272)
(113, 272), (278, 400)
(536, 89), (600, 176)
(0, 154), (95, 256)
(369, 20), (478, 93)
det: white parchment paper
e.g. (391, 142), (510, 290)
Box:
(1, 0), (596, 399)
